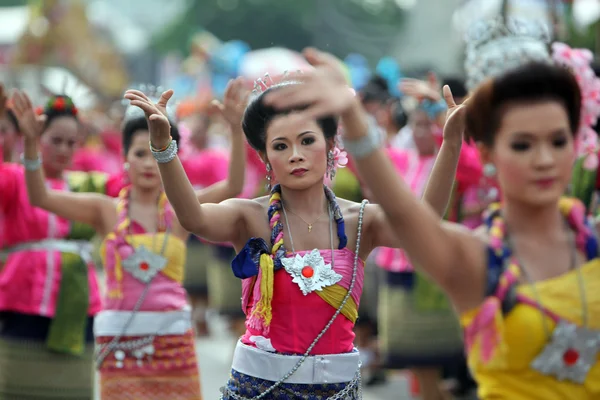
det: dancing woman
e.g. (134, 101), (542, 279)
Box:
(11, 78), (248, 400)
(129, 58), (463, 398)
(273, 45), (600, 398)
(0, 92), (104, 399)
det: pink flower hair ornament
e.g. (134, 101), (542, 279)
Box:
(552, 42), (600, 170)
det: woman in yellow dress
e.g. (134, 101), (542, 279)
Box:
(268, 46), (600, 399)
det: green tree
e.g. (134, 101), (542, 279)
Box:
(153, 0), (406, 59)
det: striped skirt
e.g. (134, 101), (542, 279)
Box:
(378, 271), (464, 369)
(97, 329), (202, 400)
(0, 321), (95, 400)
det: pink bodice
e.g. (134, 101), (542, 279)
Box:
(100, 208), (188, 313)
(0, 163), (102, 317)
(242, 248), (364, 355)
(376, 150), (435, 272)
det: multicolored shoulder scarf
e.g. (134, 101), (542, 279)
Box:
(464, 197), (598, 367)
(231, 183), (348, 335)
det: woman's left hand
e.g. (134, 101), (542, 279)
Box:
(441, 85), (468, 146)
(264, 48), (355, 121)
(210, 77), (250, 132)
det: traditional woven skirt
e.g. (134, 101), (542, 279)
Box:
(221, 370), (361, 400)
(206, 246), (243, 317)
(97, 329), (202, 400)
(378, 271), (464, 369)
(0, 312), (95, 400)
(183, 238), (211, 296)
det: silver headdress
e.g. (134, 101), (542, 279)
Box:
(465, 18), (552, 91)
(122, 84), (177, 123)
(250, 71), (303, 100)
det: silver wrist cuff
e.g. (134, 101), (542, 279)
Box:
(150, 140), (178, 164)
(21, 153), (42, 171)
(342, 116), (384, 160)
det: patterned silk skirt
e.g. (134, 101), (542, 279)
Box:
(97, 329), (202, 400)
(0, 312), (95, 400)
(221, 369), (361, 400)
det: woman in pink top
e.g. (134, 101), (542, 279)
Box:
(139, 49), (461, 399)
(0, 93), (104, 399)
(11, 78), (247, 400)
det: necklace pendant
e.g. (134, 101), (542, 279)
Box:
(122, 245), (168, 283)
(308, 225), (312, 233)
(281, 249), (342, 295)
(530, 320), (600, 384)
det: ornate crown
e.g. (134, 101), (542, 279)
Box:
(464, 18), (552, 90)
(250, 71), (302, 100)
(122, 84), (177, 122)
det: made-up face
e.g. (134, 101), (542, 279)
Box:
(125, 130), (162, 191)
(263, 114), (330, 191)
(485, 100), (575, 208)
(40, 116), (79, 174)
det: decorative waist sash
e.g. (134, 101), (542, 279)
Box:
(0, 239), (94, 263)
(231, 340), (360, 385)
(94, 306), (192, 337)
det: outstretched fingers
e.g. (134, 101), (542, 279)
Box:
(157, 90), (174, 108)
(442, 85), (456, 108)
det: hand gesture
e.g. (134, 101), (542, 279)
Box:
(399, 78), (440, 102)
(209, 77), (249, 131)
(12, 90), (45, 140)
(264, 47), (355, 121)
(441, 85), (468, 145)
(124, 89), (173, 149)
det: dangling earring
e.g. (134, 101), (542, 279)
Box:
(265, 163), (272, 191)
(124, 162), (130, 171)
(327, 150), (336, 180)
(483, 163), (496, 177)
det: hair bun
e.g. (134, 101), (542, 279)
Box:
(45, 95), (78, 117)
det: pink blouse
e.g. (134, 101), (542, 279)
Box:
(0, 163), (102, 317)
(375, 149), (435, 272)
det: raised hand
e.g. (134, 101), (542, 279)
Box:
(124, 89), (174, 149)
(209, 77), (249, 131)
(263, 48), (355, 122)
(11, 90), (45, 140)
(441, 85), (468, 145)
(399, 78), (440, 102)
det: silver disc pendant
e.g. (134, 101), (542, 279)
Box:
(531, 320), (600, 384)
(281, 249), (343, 295)
(122, 245), (168, 283)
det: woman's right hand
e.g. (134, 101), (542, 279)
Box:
(11, 90), (45, 141)
(124, 89), (174, 149)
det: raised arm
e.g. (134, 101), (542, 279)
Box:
(124, 79), (251, 244)
(263, 49), (486, 310)
(421, 86), (467, 217)
(12, 90), (114, 235)
(193, 80), (248, 204)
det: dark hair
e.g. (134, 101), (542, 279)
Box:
(442, 77), (467, 99)
(465, 62), (581, 146)
(360, 75), (391, 104)
(390, 99), (407, 129)
(242, 83), (338, 151)
(121, 115), (181, 155)
(43, 95), (78, 130)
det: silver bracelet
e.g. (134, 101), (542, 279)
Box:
(342, 116), (384, 160)
(20, 153), (42, 171)
(150, 139), (178, 164)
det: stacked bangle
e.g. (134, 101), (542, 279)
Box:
(342, 116), (384, 160)
(21, 153), (42, 171)
(150, 137), (178, 164)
